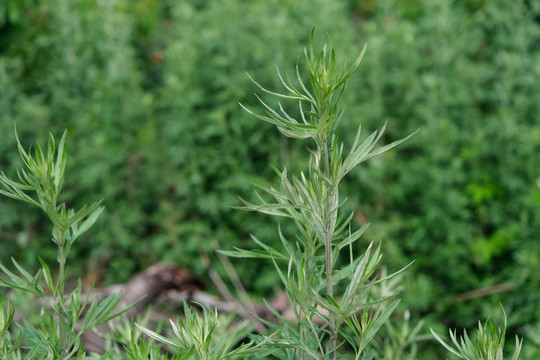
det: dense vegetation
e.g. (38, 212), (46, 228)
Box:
(1, 0), (539, 358)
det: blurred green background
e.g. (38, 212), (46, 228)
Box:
(1, 0), (539, 358)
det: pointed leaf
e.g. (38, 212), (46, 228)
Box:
(136, 323), (180, 349)
(363, 300), (400, 346)
(363, 129), (419, 162)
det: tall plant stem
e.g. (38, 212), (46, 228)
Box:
(58, 252), (65, 300)
(53, 227), (67, 300)
(321, 137), (337, 359)
(325, 225), (336, 359)
(55, 227), (68, 353)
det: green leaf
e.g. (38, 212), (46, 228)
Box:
(0, 261), (44, 297)
(79, 291), (139, 333)
(360, 349), (376, 360)
(53, 130), (67, 193)
(342, 242), (375, 303)
(362, 129), (419, 162)
(246, 73), (306, 102)
(340, 128), (379, 177)
(136, 323), (181, 349)
(70, 205), (105, 242)
(337, 223), (370, 251)
(363, 299), (400, 347)
(372, 261), (414, 286)
(219, 235), (289, 261)
(0, 174), (40, 207)
(10, 257), (34, 283)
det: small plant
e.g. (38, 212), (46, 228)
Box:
(0, 129), (132, 358)
(0, 295), (19, 358)
(370, 268), (430, 360)
(136, 302), (259, 359)
(431, 308), (523, 360)
(219, 30), (417, 359)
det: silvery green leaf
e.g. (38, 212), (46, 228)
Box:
(80, 292), (138, 334)
(70, 205), (104, 242)
(0, 261), (45, 298)
(362, 129), (419, 163)
(136, 323), (180, 349)
(53, 130), (67, 193)
(246, 73), (306, 101)
(337, 223), (370, 251)
(342, 242), (374, 303)
(363, 300), (400, 347)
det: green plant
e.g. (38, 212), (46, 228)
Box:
(2, 1), (538, 358)
(136, 302), (259, 360)
(0, 295), (19, 358)
(3, 4), (540, 352)
(0, 129), (132, 358)
(374, 309), (427, 360)
(343, 1), (540, 345)
(431, 308), (522, 360)
(220, 31), (416, 359)
(370, 268), (430, 360)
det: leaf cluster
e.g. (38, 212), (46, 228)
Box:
(136, 302), (259, 360)
(0, 129), (103, 250)
(0, 129), (132, 358)
(223, 31), (417, 359)
(431, 308), (522, 360)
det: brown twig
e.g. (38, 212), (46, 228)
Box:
(452, 282), (515, 302)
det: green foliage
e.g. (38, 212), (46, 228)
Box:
(0, 295), (20, 358)
(370, 268), (430, 360)
(0, 130), (131, 358)
(522, 321), (540, 359)
(136, 302), (258, 360)
(431, 308), (522, 360)
(223, 31), (414, 359)
(1, 0), (539, 358)
(0, 0), (360, 291)
(338, 0), (540, 350)
(0, 130), (103, 271)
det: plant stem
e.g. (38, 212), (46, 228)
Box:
(54, 227), (67, 299)
(321, 137), (337, 359)
(55, 228), (68, 353)
(301, 325), (308, 360)
(325, 224), (336, 359)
